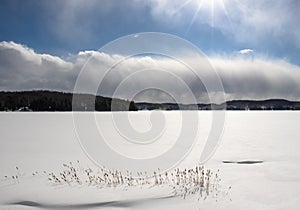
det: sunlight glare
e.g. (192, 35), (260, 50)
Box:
(185, 0), (232, 33)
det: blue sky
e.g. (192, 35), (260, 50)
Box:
(0, 0), (300, 102)
(1, 0), (299, 64)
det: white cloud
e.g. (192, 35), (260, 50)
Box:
(239, 49), (253, 55)
(41, 0), (145, 46)
(1, 41), (300, 103)
(226, 0), (300, 46)
(42, 0), (110, 45)
(0, 41), (74, 91)
(211, 56), (300, 101)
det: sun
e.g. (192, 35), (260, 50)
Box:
(174, 0), (230, 32)
(194, 0), (228, 27)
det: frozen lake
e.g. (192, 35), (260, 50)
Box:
(0, 111), (300, 209)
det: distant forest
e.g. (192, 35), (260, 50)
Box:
(136, 99), (300, 110)
(0, 90), (299, 111)
(0, 91), (137, 111)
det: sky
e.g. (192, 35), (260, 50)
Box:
(0, 0), (300, 103)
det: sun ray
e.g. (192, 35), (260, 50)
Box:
(218, 0), (234, 32)
(181, 0), (234, 36)
(186, 0), (204, 34)
(171, 0), (194, 16)
(210, 0), (215, 28)
(232, 0), (248, 15)
(209, 0), (216, 47)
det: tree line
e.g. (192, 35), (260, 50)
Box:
(0, 90), (137, 111)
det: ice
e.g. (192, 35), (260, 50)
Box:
(0, 111), (300, 209)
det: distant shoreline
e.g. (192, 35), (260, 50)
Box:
(1, 90), (299, 111)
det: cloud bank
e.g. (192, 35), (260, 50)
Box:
(1, 41), (300, 103)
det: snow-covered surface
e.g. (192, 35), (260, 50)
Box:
(0, 111), (300, 209)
